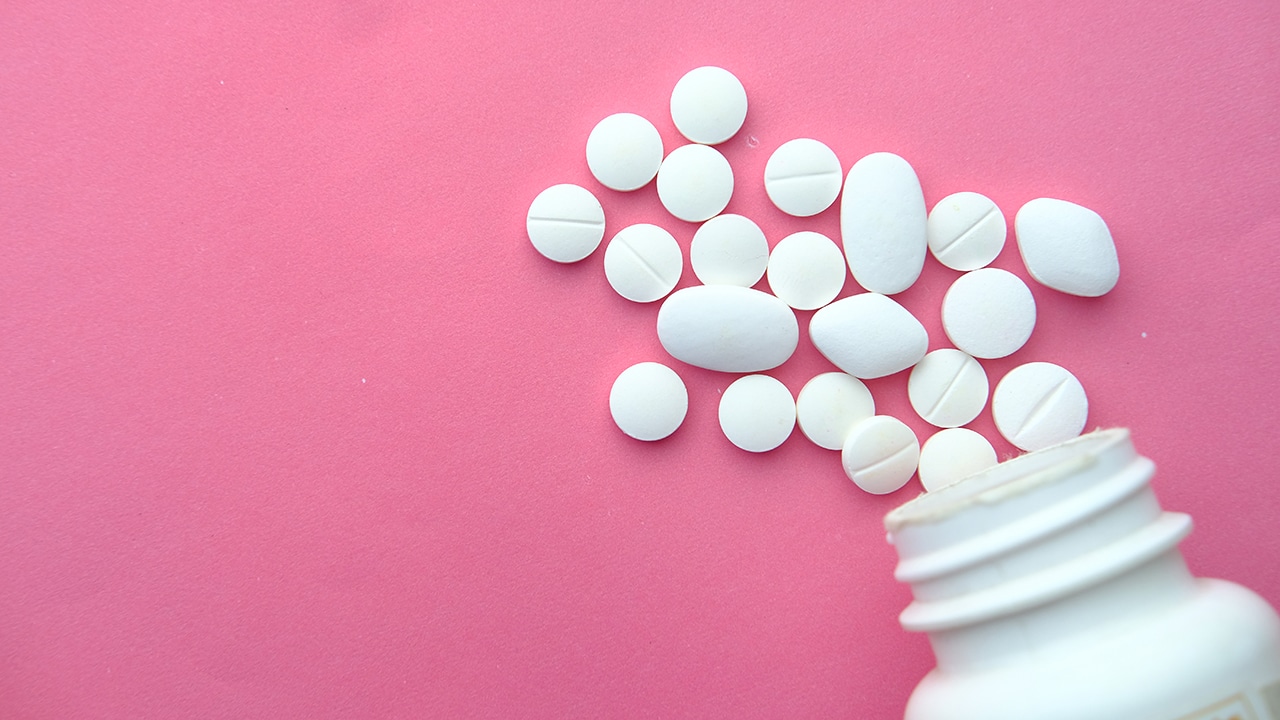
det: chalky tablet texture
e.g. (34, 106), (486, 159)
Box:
(842, 415), (920, 495)
(690, 214), (769, 287)
(657, 144), (735, 223)
(927, 191), (1007, 271)
(609, 362), (688, 441)
(941, 268), (1037, 359)
(841, 152), (927, 295)
(719, 374), (795, 452)
(670, 66), (748, 145)
(766, 231), (846, 310)
(992, 362), (1089, 451)
(1015, 198), (1120, 297)
(585, 113), (664, 192)
(809, 293), (928, 379)
(764, 138), (842, 217)
(657, 285), (799, 372)
(603, 224), (682, 303)
(918, 428), (997, 492)
(796, 372), (875, 451)
(526, 184), (606, 263)
(907, 348), (989, 428)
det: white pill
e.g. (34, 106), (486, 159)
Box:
(690, 214), (769, 287)
(809, 293), (928, 379)
(1015, 198), (1120, 297)
(526, 184), (606, 263)
(609, 362), (689, 441)
(917, 428), (997, 492)
(927, 191), (1007, 271)
(907, 349), (989, 428)
(840, 152), (927, 295)
(657, 285), (798, 372)
(941, 268), (1036, 359)
(603, 224), (683, 303)
(766, 231), (846, 311)
(657, 144), (735, 223)
(718, 374), (795, 452)
(585, 113), (664, 192)
(992, 362), (1088, 452)
(670, 66), (748, 145)
(763, 138), (842, 217)
(842, 415), (920, 495)
(796, 372), (875, 451)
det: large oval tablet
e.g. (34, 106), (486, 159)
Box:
(809, 293), (928, 379)
(1014, 198), (1120, 297)
(840, 152), (927, 295)
(657, 285), (799, 373)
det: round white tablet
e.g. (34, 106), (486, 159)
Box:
(941, 268), (1036, 359)
(690, 214), (769, 287)
(763, 138), (842, 217)
(657, 144), (735, 223)
(992, 362), (1088, 452)
(609, 362), (688, 441)
(585, 112), (664, 192)
(603, 224), (683, 303)
(796, 372), (875, 451)
(670, 66), (748, 145)
(841, 415), (920, 495)
(718, 374), (795, 452)
(927, 191), (1007, 271)
(766, 231), (846, 310)
(907, 348), (989, 428)
(917, 428), (998, 492)
(526, 184), (606, 263)
(1015, 198), (1119, 297)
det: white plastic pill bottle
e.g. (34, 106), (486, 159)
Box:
(884, 428), (1280, 720)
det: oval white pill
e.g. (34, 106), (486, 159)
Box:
(809, 293), (928, 379)
(585, 112), (664, 192)
(603, 224), (683, 303)
(917, 428), (997, 492)
(657, 144), (735, 223)
(766, 231), (846, 310)
(907, 348), (989, 428)
(842, 415), (920, 495)
(763, 138), (842, 217)
(941, 268), (1036, 359)
(657, 285), (799, 372)
(690, 213), (769, 287)
(927, 191), (1007, 271)
(1015, 198), (1120, 297)
(796, 372), (875, 451)
(992, 362), (1088, 452)
(526, 184), (606, 263)
(609, 362), (689, 441)
(670, 66), (748, 145)
(840, 152), (927, 295)
(718, 374), (795, 452)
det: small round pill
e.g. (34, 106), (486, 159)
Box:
(609, 362), (688, 441)
(765, 231), (846, 311)
(670, 66), (748, 145)
(526, 184), (606, 263)
(907, 348), (989, 428)
(690, 214), (769, 287)
(603, 224), (683, 303)
(941, 268), (1036, 359)
(657, 144), (735, 223)
(917, 428), (998, 492)
(927, 191), (1007, 271)
(796, 372), (875, 451)
(992, 362), (1088, 452)
(763, 138), (843, 217)
(718, 374), (795, 453)
(586, 112), (664, 192)
(841, 415), (920, 495)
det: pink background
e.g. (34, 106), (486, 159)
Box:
(3, 1), (1278, 717)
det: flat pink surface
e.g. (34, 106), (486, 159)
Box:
(3, 2), (1278, 717)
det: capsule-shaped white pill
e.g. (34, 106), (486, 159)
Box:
(809, 293), (928, 379)
(907, 349), (989, 428)
(992, 362), (1089, 451)
(842, 415), (920, 495)
(1015, 198), (1120, 297)
(840, 152), (927, 295)
(656, 285), (799, 373)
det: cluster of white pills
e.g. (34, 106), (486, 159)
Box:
(527, 66), (1120, 495)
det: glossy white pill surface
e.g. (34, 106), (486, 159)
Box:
(1015, 198), (1120, 297)
(764, 138), (842, 217)
(657, 144), (735, 223)
(766, 231), (846, 310)
(992, 362), (1088, 451)
(917, 428), (997, 492)
(657, 285), (799, 372)
(603, 224), (682, 303)
(719, 374), (795, 452)
(809, 293), (928, 379)
(941, 268), (1036, 359)
(585, 113), (664, 192)
(609, 362), (688, 441)
(907, 348), (989, 428)
(842, 415), (920, 495)
(690, 214), (769, 287)
(927, 191), (1007, 271)
(796, 372), (875, 451)
(526, 184), (606, 263)
(670, 66), (748, 145)
(840, 152), (927, 295)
